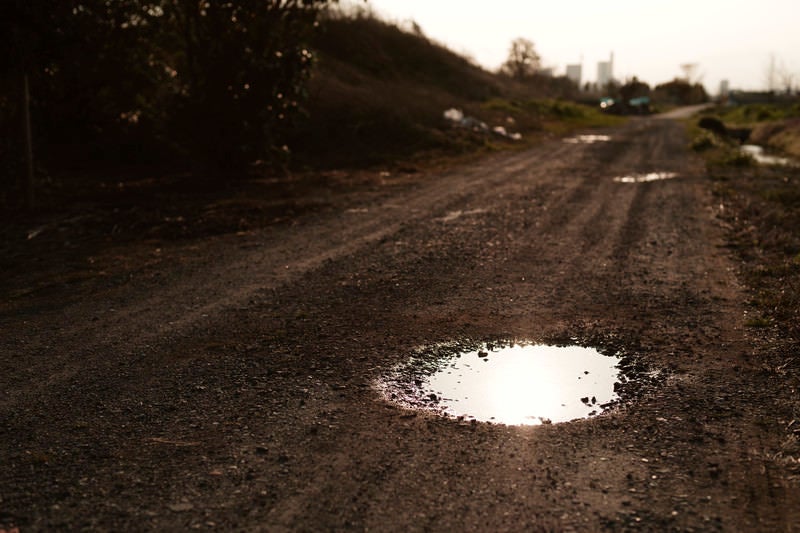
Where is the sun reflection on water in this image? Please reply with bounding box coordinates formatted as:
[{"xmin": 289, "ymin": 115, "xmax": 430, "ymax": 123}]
[{"xmin": 421, "ymin": 344, "xmax": 620, "ymax": 426}]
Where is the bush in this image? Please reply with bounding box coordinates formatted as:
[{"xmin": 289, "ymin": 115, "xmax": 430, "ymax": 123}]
[
  {"xmin": 1, "ymin": 0, "xmax": 334, "ymax": 186},
  {"xmin": 690, "ymin": 132, "xmax": 716, "ymax": 152}
]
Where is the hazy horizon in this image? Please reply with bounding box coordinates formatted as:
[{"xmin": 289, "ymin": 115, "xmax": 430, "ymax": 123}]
[{"xmin": 360, "ymin": 0, "xmax": 800, "ymax": 94}]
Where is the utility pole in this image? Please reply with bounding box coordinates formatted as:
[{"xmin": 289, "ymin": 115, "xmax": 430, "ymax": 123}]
[
  {"xmin": 766, "ymin": 54, "xmax": 777, "ymax": 92},
  {"xmin": 15, "ymin": 0, "xmax": 35, "ymax": 209},
  {"xmin": 680, "ymin": 63, "xmax": 698, "ymax": 84},
  {"xmin": 22, "ymin": 71, "xmax": 35, "ymax": 209}
]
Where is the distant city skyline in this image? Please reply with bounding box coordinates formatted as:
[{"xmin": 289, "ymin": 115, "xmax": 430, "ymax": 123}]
[
  {"xmin": 361, "ymin": 0, "xmax": 800, "ymax": 93},
  {"xmin": 597, "ymin": 53, "xmax": 614, "ymax": 89}
]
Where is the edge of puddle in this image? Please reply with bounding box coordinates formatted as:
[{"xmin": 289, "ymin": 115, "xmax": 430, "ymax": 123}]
[{"xmin": 375, "ymin": 336, "xmax": 665, "ymax": 427}]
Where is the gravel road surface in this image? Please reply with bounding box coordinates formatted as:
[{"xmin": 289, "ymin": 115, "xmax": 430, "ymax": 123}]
[{"xmin": 3, "ymin": 115, "xmax": 799, "ymax": 531}]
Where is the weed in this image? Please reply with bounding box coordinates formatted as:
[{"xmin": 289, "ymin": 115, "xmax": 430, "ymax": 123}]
[
  {"xmin": 729, "ymin": 151, "xmax": 755, "ymax": 166},
  {"xmin": 718, "ymin": 103, "xmax": 800, "ymax": 126},
  {"xmin": 745, "ymin": 316, "xmax": 772, "ymax": 328},
  {"xmin": 483, "ymin": 99, "xmax": 523, "ymax": 114},
  {"xmin": 690, "ymin": 132, "xmax": 716, "ymax": 152},
  {"xmin": 761, "ymin": 188, "xmax": 800, "ymax": 208}
]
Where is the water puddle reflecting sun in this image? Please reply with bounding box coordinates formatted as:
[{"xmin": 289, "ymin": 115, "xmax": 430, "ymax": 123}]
[
  {"xmin": 613, "ymin": 172, "xmax": 678, "ymax": 183},
  {"xmin": 741, "ymin": 145, "xmax": 797, "ymax": 166},
  {"xmin": 564, "ymin": 134, "xmax": 612, "ymax": 144},
  {"xmin": 379, "ymin": 342, "xmax": 623, "ymax": 426}
]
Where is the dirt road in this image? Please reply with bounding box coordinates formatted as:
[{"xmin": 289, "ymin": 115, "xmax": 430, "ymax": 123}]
[{"xmin": 3, "ymin": 116, "xmax": 799, "ymax": 531}]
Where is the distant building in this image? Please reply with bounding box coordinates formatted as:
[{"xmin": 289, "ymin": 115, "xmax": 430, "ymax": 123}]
[
  {"xmin": 597, "ymin": 52, "xmax": 614, "ymax": 89},
  {"xmin": 566, "ymin": 64, "xmax": 582, "ymax": 87},
  {"xmin": 719, "ymin": 80, "xmax": 730, "ymax": 98},
  {"xmin": 539, "ymin": 67, "xmax": 554, "ymax": 77}
]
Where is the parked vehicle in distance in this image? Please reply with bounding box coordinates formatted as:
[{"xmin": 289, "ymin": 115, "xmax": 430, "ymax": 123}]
[{"xmin": 600, "ymin": 96, "xmax": 651, "ymax": 115}]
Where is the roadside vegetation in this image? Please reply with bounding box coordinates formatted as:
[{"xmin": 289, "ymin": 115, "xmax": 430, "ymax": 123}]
[
  {"xmin": 730, "ymin": 104, "xmax": 800, "ymax": 159},
  {"xmin": 693, "ymin": 103, "xmax": 800, "ymax": 340},
  {"xmin": 692, "ymin": 102, "xmax": 800, "ymax": 470}
]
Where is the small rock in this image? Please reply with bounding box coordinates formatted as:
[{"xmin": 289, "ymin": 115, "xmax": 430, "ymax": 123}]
[{"xmin": 168, "ymin": 503, "xmax": 194, "ymax": 512}]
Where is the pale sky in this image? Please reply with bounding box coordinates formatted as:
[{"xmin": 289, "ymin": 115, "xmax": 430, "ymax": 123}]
[{"xmin": 358, "ymin": 0, "xmax": 800, "ymax": 93}]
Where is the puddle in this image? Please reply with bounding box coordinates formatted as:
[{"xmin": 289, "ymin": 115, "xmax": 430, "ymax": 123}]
[
  {"xmin": 438, "ymin": 208, "xmax": 488, "ymax": 223},
  {"xmin": 564, "ymin": 134, "xmax": 611, "ymax": 144},
  {"xmin": 378, "ymin": 341, "xmax": 625, "ymax": 426},
  {"xmin": 741, "ymin": 145, "xmax": 797, "ymax": 166},
  {"xmin": 613, "ymin": 172, "xmax": 678, "ymax": 183}
]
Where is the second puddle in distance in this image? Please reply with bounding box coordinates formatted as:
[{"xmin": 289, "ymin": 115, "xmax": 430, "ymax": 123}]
[
  {"xmin": 382, "ymin": 342, "xmax": 622, "ymax": 426},
  {"xmin": 613, "ymin": 172, "xmax": 678, "ymax": 183},
  {"xmin": 564, "ymin": 134, "xmax": 612, "ymax": 144},
  {"xmin": 741, "ymin": 145, "xmax": 797, "ymax": 166}
]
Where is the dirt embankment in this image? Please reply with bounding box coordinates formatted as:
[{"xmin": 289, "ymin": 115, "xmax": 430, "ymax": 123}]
[
  {"xmin": 2, "ymin": 116, "xmax": 800, "ymax": 531},
  {"xmin": 750, "ymin": 118, "xmax": 800, "ymax": 158}
]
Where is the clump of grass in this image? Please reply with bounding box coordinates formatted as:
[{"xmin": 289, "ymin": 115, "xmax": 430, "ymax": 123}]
[
  {"xmin": 761, "ymin": 188, "xmax": 800, "ymax": 208},
  {"xmin": 483, "ymin": 98, "xmax": 524, "ymax": 115},
  {"xmin": 722, "ymin": 151, "xmax": 754, "ymax": 166},
  {"xmin": 536, "ymin": 99, "xmax": 624, "ymax": 131},
  {"xmin": 745, "ymin": 316, "xmax": 772, "ymax": 328},
  {"xmin": 689, "ymin": 131, "xmax": 717, "ymax": 152},
  {"xmin": 480, "ymin": 98, "xmax": 622, "ymax": 136},
  {"xmin": 703, "ymin": 146, "xmax": 754, "ymax": 169},
  {"xmin": 720, "ymin": 103, "xmax": 800, "ymax": 125}
]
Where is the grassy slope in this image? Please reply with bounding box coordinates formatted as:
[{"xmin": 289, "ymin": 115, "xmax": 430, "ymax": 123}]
[{"xmin": 289, "ymin": 11, "xmax": 621, "ymax": 169}]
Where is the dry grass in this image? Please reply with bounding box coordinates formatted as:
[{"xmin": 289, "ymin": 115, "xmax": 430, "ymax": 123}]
[
  {"xmin": 751, "ymin": 118, "xmax": 800, "ymax": 158},
  {"xmin": 701, "ymin": 114, "xmax": 800, "ymax": 479}
]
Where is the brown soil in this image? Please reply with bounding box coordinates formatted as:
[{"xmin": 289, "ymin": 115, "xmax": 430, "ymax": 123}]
[{"xmin": 2, "ymin": 116, "xmax": 799, "ymax": 531}]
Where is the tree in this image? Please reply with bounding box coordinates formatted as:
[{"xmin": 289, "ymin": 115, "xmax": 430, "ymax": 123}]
[
  {"xmin": 2, "ymin": 0, "xmax": 181, "ymax": 199},
  {"xmin": 500, "ymin": 38, "xmax": 541, "ymax": 80},
  {"xmin": 0, "ymin": 0, "xmax": 338, "ymax": 200},
  {"xmin": 652, "ymin": 78, "xmax": 708, "ymax": 105},
  {"xmin": 619, "ymin": 77, "xmax": 650, "ymax": 102},
  {"xmin": 163, "ymin": 1, "xmax": 332, "ymax": 173}
]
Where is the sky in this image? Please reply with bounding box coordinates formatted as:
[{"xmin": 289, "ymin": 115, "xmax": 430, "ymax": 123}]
[{"xmin": 358, "ymin": 0, "xmax": 800, "ymax": 94}]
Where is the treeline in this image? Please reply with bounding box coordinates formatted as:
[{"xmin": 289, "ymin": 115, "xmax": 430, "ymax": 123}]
[
  {"xmin": 607, "ymin": 77, "xmax": 708, "ymax": 106},
  {"xmin": 1, "ymin": 0, "xmax": 334, "ymax": 203}
]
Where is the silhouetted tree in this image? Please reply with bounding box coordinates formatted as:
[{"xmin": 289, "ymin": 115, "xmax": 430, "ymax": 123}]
[
  {"xmin": 1, "ymin": 0, "xmax": 337, "ymax": 205},
  {"xmin": 619, "ymin": 77, "xmax": 650, "ymax": 102},
  {"xmin": 4, "ymin": 1, "xmax": 168, "ymax": 153},
  {"xmin": 652, "ymin": 78, "xmax": 708, "ymax": 105},
  {"xmin": 500, "ymin": 38, "xmax": 541, "ymax": 80},
  {"xmin": 164, "ymin": 1, "xmax": 330, "ymax": 173}
]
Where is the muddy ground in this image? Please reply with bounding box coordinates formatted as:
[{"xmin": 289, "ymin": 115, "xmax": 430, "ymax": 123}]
[{"xmin": 2, "ymin": 114, "xmax": 800, "ymax": 531}]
